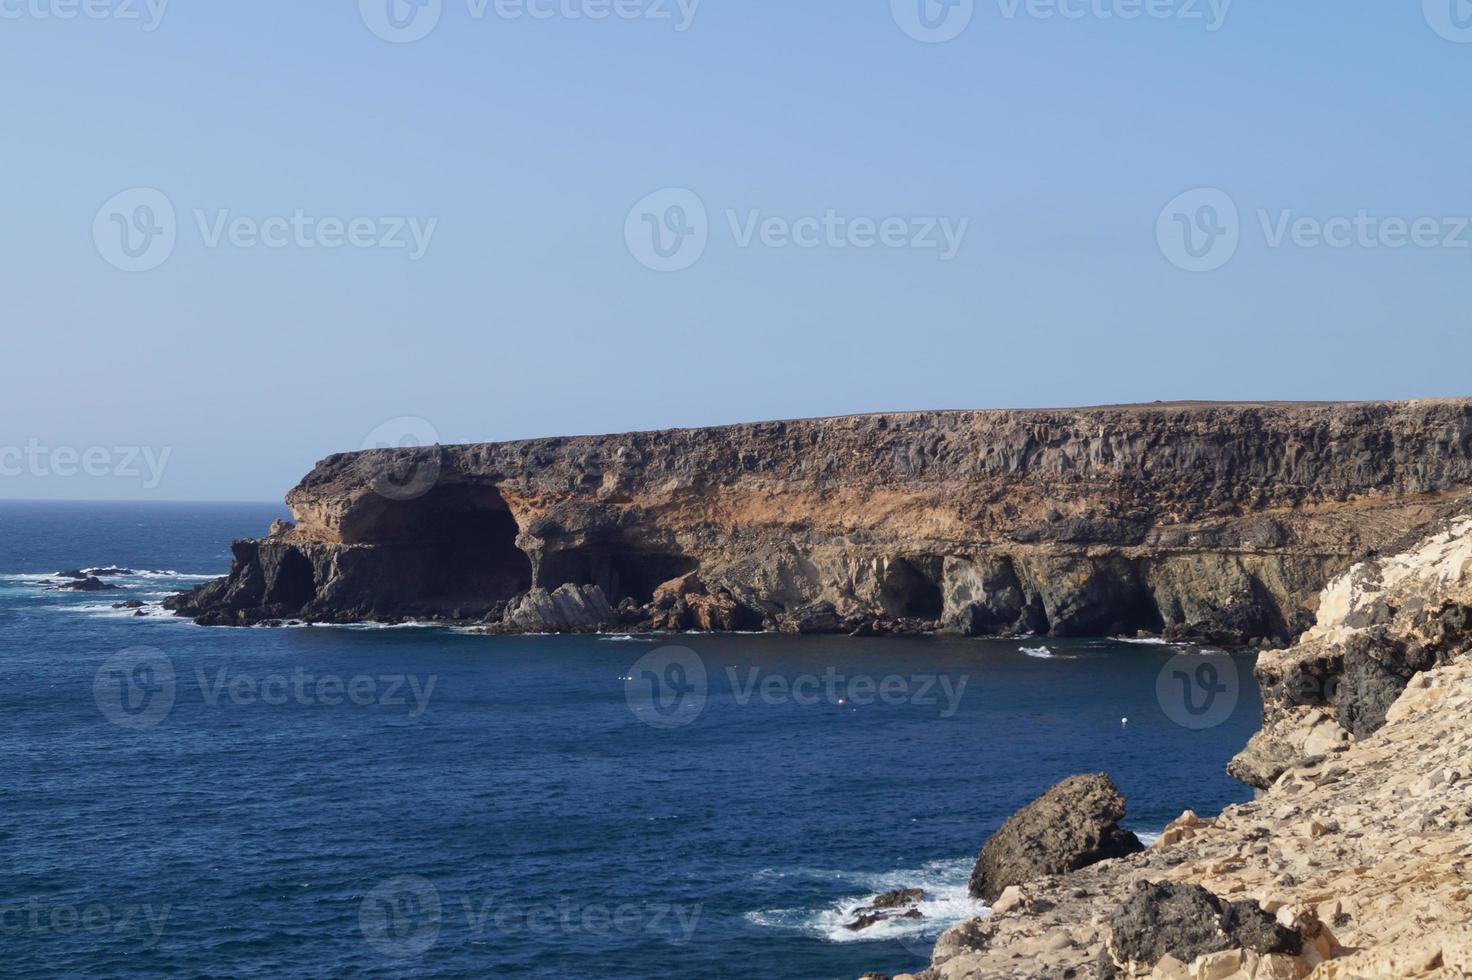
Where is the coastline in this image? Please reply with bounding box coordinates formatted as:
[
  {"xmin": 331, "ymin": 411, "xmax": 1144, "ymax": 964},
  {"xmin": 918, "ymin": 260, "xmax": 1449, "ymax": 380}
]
[{"xmin": 880, "ymin": 511, "xmax": 1472, "ymax": 979}]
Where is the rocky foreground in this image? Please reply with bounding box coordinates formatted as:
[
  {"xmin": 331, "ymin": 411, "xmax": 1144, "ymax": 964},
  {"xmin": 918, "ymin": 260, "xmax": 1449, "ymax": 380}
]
[
  {"xmin": 168, "ymin": 400, "xmax": 1472, "ymax": 639},
  {"xmin": 875, "ymin": 511, "xmax": 1472, "ymax": 979}
]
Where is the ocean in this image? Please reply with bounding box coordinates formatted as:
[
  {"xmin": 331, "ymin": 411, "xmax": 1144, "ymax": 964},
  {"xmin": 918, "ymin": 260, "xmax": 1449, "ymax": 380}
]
[{"xmin": 0, "ymin": 501, "xmax": 1261, "ymax": 979}]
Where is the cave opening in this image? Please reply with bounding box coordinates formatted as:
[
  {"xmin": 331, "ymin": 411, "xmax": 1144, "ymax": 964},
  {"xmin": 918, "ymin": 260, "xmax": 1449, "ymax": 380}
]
[
  {"xmin": 358, "ymin": 484, "xmax": 534, "ymax": 614},
  {"xmin": 538, "ymin": 547, "xmax": 698, "ymax": 605},
  {"xmin": 880, "ymin": 557, "xmax": 945, "ymax": 620},
  {"xmin": 267, "ymin": 547, "xmax": 317, "ymax": 609}
]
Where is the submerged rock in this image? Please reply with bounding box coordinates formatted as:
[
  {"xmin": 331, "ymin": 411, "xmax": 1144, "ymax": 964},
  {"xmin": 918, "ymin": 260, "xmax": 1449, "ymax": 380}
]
[
  {"xmin": 844, "ymin": 888, "xmax": 926, "ymax": 931},
  {"xmin": 53, "ymin": 576, "xmax": 117, "ymax": 592},
  {"xmin": 968, "ymin": 773, "xmax": 1143, "ymax": 903}
]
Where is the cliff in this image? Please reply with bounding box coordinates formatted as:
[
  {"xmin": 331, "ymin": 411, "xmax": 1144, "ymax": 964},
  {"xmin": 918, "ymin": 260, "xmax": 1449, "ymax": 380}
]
[
  {"xmin": 896, "ymin": 509, "xmax": 1472, "ymax": 979},
  {"xmin": 168, "ymin": 400, "xmax": 1472, "ymax": 634}
]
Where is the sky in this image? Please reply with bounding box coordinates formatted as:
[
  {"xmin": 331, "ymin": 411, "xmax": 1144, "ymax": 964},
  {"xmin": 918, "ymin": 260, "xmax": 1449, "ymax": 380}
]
[{"xmin": 4, "ymin": 0, "xmax": 1471, "ymax": 500}]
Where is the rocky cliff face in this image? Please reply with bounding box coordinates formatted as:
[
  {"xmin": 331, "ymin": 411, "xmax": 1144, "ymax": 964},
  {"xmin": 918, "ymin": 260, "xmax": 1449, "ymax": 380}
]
[
  {"xmin": 890, "ymin": 509, "xmax": 1472, "ymax": 980},
  {"xmin": 168, "ymin": 400, "xmax": 1472, "ymax": 636}
]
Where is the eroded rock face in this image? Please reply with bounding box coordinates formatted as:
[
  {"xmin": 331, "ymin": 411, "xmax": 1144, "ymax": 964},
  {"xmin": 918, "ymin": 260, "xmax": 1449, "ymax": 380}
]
[
  {"xmin": 904, "ymin": 513, "xmax": 1472, "ymax": 980},
  {"xmin": 168, "ymin": 400, "xmax": 1472, "ymax": 630},
  {"xmin": 968, "ymin": 774, "xmax": 1143, "ymax": 903},
  {"xmin": 1229, "ymin": 511, "xmax": 1472, "ymax": 789}
]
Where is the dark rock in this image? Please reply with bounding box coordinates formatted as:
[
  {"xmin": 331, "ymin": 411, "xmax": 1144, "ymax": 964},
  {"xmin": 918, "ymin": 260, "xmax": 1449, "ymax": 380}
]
[
  {"xmin": 55, "ymin": 569, "xmax": 87, "ymax": 579},
  {"xmin": 845, "ymin": 914, "xmax": 886, "ymax": 932},
  {"xmin": 53, "ymin": 576, "xmax": 117, "ymax": 592},
  {"xmin": 843, "ymin": 887, "xmax": 927, "ymax": 931},
  {"xmin": 112, "ymin": 599, "xmax": 146, "ymax": 609},
  {"xmin": 1103, "ymin": 880, "xmax": 1300, "ymax": 969},
  {"xmin": 83, "ymin": 567, "xmax": 133, "ymax": 577},
  {"xmin": 871, "ymin": 888, "xmax": 925, "ymax": 909},
  {"xmin": 968, "ymin": 773, "xmax": 1143, "ymax": 902}
]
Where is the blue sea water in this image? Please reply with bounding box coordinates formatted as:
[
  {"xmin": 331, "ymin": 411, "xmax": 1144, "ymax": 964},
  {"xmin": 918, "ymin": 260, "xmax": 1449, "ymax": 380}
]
[{"xmin": 0, "ymin": 501, "xmax": 1261, "ymax": 979}]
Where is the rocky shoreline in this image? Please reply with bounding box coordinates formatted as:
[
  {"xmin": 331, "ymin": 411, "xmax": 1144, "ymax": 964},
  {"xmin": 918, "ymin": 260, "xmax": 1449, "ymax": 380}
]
[
  {"xmin": 870, "ymin": 508, "xmax": 1472, "ymax": 979},
  {"xmin": 154, "ymin": 400, "xmax": 1472, "ymax": 976},
  {"xmin": 166, "ymin": 400, "xmax": 1472, "ymax": 641}
]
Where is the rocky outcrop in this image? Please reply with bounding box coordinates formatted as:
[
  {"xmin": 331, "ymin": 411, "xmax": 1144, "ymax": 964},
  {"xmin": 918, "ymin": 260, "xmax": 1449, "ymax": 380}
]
[
  {"xmin": 1229, "ymin": 511, "xmax": 1472, "ymax": 789},
  {"xmin": 845, "ymin": 889, "xmax": 927, "ymax": 932},
  {"xmin": 1099, "ymin": 881, "xmax": 1300, "ymax": 976},
  {"xmin": 53, "ymin": 576, "xmax": 117, "ymax": 592},
  {"xmin": 494, "ymin": 584, "xmax": 617, "ymax": 634},
  {"xmin": 891, "ymin": 507, "xmax": 1472, "ymax": 980},
  {"xmin": 968, "ymin": 774, "xmax": 1143, "ymax": 902},
  {"xmin": 168, "ymin": 400, "xmax": 1472, "ymax": 633}
]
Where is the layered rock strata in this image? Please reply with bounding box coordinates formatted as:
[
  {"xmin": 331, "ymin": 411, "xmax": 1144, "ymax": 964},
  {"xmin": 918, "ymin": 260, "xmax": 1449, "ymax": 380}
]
[
  {"xmin": 168, "ymin": 400, "xmax": 1472, "ymax": 636},
  {"xmin": 886, "ymin": 505, "xmax": 1472, "ymax": 979}
]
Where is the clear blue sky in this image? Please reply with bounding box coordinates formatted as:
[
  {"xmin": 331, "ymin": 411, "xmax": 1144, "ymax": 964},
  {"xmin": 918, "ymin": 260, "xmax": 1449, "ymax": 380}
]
[{"xmin": 5, "ymin": 1, "xmax": 1470, "ymax": 500}]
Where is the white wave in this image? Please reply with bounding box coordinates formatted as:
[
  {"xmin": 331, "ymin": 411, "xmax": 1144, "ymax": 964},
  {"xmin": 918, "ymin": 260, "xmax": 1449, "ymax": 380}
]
[
  {"xmin": 304, "ymin": 620, "xmax": 445, "ymax": 631},
  {"xmin": 1113, "ymin": 636, "xmax": 1175, "ymax": 646},
  {"xmin": 1135, "ymin": 831, "xmax": 1162, "ymax": 847},
  {"xmin": 598, "ymin": 634, "xmax": 657, "ymax": 643},
  {"xmin": 1020, "ymin": 645, "xmax": 1054, "ymax": 659},
  {"xmin": 745, "ymin": 857, "xmax": 990, "ymax": 945}
]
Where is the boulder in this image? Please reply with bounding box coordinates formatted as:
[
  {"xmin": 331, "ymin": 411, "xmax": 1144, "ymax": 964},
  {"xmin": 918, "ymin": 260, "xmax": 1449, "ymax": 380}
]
[
  {"xmin": 501, "ymin": 584, "xmax": 617, "ymax": 633},
  {"xmin": 112, "ymin": 599, "xmax": 146, "ymax": 609},
  {"xmin": 1102, "ymin": 880, "xmax": 1300, "ymax": 972},
  {"xmin": 968, "ymin": 773, "xmax": 1143, "ymax": 902}
]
